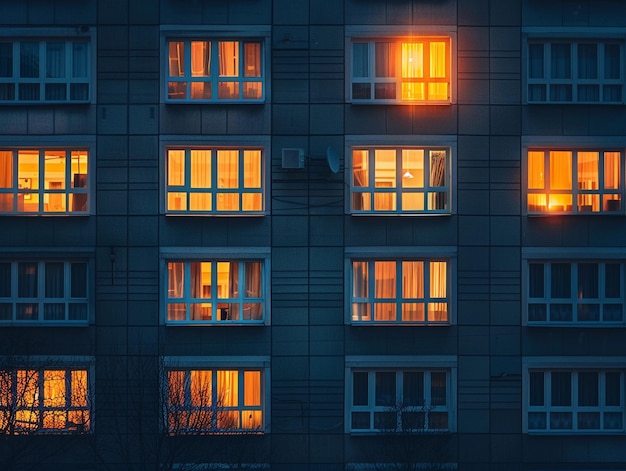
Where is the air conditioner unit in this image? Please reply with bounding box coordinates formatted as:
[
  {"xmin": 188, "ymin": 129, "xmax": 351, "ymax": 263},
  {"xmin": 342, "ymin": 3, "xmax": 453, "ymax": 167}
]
[{"xmin": 282, "ymin": 148, "xmax": 305, "ymax": 169}]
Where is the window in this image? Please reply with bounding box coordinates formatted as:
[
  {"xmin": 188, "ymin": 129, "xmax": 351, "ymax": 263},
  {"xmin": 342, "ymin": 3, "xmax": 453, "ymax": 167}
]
[
  {"xmin": 0, "ymin": 38, "xmax": 91, "ymax": 103},
  {"xmin": 166, "ymin": 368, "xmax": 264, "ymax": 433},
  {"xmin": 349, "ymin": 369, "xmax": 451, "ymax": 432},
  {"xmin": 526, "ymin": 39, "xmax": 624, "ymax": 104},
  {"xmin": 0, "ymin": 260, "xmax": 89, "ymax": 324},
  {"xmin": 0, "ymin": 367, "xmax": 90, "ymax": 434},
  {"xmin": 351, "ymin": 146, "xmax": 450, "ymax": 214},
  {"xmin": 350, "ymin": 258, "xmax": 450, "ymax": 324},
  {"xmin": 349, "ymin": 36, "xmax": 452, "ymax": 104},
  {"xmin": 0, "ymin": 148, "xmax": 89, "ymax": 215},
  {"xmin": 527, "ymin": 148, "xmax": 622, "ymax": 214},
  {"xmin": 526, "ymin": 259, "xmax": 624, "ymax": 325},
  {"xmin": 166, "ymin": 258, "xmax": 266, "ymax": 324},
  {"xmin": 166, "ymin": 38, "xmax": 264, "ymax": 102},
  {"xmin": 526, "ymin": 369, "xmax": 624, "ymax": 433},
  {"xmin": 166, "ymin": 147, "xmax": 264, "ymax": 214}
]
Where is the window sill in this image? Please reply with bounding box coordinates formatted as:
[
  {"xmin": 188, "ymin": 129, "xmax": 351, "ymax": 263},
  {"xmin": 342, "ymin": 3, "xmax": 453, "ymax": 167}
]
[{"xmin": 165, "ymin": 321, "xmax": 267, "ymax": 327}]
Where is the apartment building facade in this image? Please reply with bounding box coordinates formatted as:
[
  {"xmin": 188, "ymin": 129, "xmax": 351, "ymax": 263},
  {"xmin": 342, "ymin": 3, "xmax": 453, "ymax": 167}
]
[{"xmin": 1, "ymin": 0, "xmax": 626, "ymax": 469}]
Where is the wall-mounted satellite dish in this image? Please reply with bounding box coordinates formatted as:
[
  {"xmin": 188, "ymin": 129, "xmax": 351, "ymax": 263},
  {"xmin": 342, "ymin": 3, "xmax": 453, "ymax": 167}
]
[{"xmin": 326, "ymin": 146, "xmax": 340, "ymax": 173}]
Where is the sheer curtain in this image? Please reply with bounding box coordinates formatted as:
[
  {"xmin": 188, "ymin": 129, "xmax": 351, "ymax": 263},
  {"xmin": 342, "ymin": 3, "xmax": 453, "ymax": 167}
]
[
  {"xmin": 217, "ymin": 370, "xmax": 239, "ymax": 429},
  {"xmin": 218, "ymin": 41, "xmax": 238, "ymax": 99},
  {"xmin": 374, "ymin": 261, "xmax": 396, "ymax": 321},
  {"xmin": 190, "ymin": 150, "xmax": 211, "ymax": 211},
  {"xmin": 244, "ymin": 261, "xmax": 262, "ymax": 320},
  {"xmin": 402, "ymin": 261, "xmax": 424, "ymax": 322},
  {"xmin": 216, "ymin": 150, "xmax": 239, "ymax": 211},
  {"xmin": 429, "ymin": 261, "xmax": 447, "ymax": 321},
  {"xmin": 352, "ymin": 150, "xmax": 369, "ymax": 211},
  {"xmin": 0, "ymin": 151, "xmax": 12, "ymax": 211}
]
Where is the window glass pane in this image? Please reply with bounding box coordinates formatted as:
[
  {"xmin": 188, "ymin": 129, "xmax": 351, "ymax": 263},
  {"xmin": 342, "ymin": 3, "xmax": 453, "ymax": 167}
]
[
  {"xmin": 190, "ymin": 150, "xmax": 211, "ymax": 189},
  {"xmin": 604, "ymin": 44, "xmax": 621, "ymax": 79},
  {"xmin": 549, "ymin": 151, "xmax": 572, "ymax": 190},
  {"xmin": 169, "ymin": 42, "xmax": 184, "ymax": 77},
  {"xmin": 551, "ymin": 43, "xmax": 571, "ymax": 79},
  {"xmin": 430, "ymin": 41, "xmax": 447, "ymax": 78},
  {"xmin": 402, "ymin": 261, "xmax": 423, "ymax": 299},
  {"xmin": 604, "ymin": 152, "xmax": 621, "ymax": 190},
  {"xmin": 217, "ymin": 261, "xmax": 238, "ymax": 298},
  {"xmin": 168, "ymin": 150, "xmax": 185, "ymax": 186},
  {"xmin": 578, "ymin": 263, "xmax": 598, "ymax": 299},
  {"xmin": 430, "ymin": 261, "xmax": 447, "ymax": 298},
  {"xmin": 353, "ymin": 261, "xmax": 368, "ymax": 298},
  {"xmin": 403, "ymin": 372, "xmax": 424, "ymax": 406},
  {"xmin": 352, "ymin": 43, "xmax": 368, "ymax": 78},
  {"xmin": 218, "ymin": 41, "xmax": 238, "ymax": 77},
  {"xmin": 551, "ymin": 372, "xmax": 571, "ymax": 406},
  {"xmin": 18, "ymin": 262, "xmax": 37, "ymax": 297},
  {"xmin": 168, "ymin": 262, "xmax": 184, "ymax": 298},
  {"xmin": 18, "ymin": 150, "xmax": 39, "ymax": 190},
  {"xmin": 374, "ymin": 261, "xmax": 396, "ymax": 299},
  {"xmin": 0, "ymin": 42, "xmax": 12, "ymax": 77},
  {"xmin": 0, "ymin": 262, "xmax": 10, "ymax": 297},
  {"xmin": 217, "ymin": 150, "xmax": 238, "ymax": 189},
  {"xmin": 529, "ymin": 263, "xmax": 544, "ymax": 298},
  {"xmin": 375, "ymin": 42, "xmax": 396, "ymax": 78},
  {"xmin": 44, "ymin": 262, "xmax": 64, "ymax": 298},
  {"xmin": 217, "ymin": 370, "xmax": 238, "ymax": 407},
  {"xmin": 375, "ymin": 372, "xmax": 395, "ymax": 406},
  {"xmin": 353, "ymin": 372, "xmax": 368, "ymax": 406},
  {"xmin": 243, "ymin": 150, "xmax": 261, "ymax": 188},
  {"xmin": 578, "ymin": 372, "xmax": 598, "ymax": 406},
  {"xmin": 0, "ymin": 151, "xmax": 12, "ymax": 189},
  {"xmin": 430, "ymin": 150, "xmax": 446, "ymax": 187},
  {"xmin": 401, "ymin": 149, "xmax": 424, "ymax": 189},
  {"xmin": 71, "ymin": 151, "xmax": 88, "ymax": 188},
  {"xmin": 353, "ymin": 150, "xmax": 369, "ymax": 187},
  {"xmin": 401, "ymin": 42, "xmax": 423, "ymax": 78},
  {"xmin": 70, "ymin": 263, "xmax": 87, "ymax": 298},
  {"xmin": 20, "ymin": 42, "xmax": 39, "ymax": 78},
  {"xmin": 46, "ymin": 42, "xmax": 65, "ymax": 79},
  {"xmin": 578, "ymin": 44, "xmax": 597, "ymax": 79},
  {"xmin": 528, "ymin": 151, "xmax": 545, "ymax": 189},
  {"xmin": 374, "ymin": 149, "xmax": 396, "ymax": 188},
  {"xmin": 605, "ymin": 264, "xmax": 621, "ymax": 298},
  {"xmin": 529, "ymin": 372, "xmax": 544, "ymax": 406},
  {"xmin": 72, "ymin": 42, "xmax": 88, "ymax": 78},
  {"xmin": 191, "ymin": 41, "xmax": 210, "ymax": 77},
  {"xmin": 244, "ymin": 370, "xmax": 261, "ymax": 407},
  {"xmin": 190, "ymin": 262, "xmax": 211, "ymax": 299},
  {"xmin": 244, "ymin": 42, "xmax": 261, "ymax": 77},
  {"xmin": 577, "ymin": 152, "xmax": 598, "ymax": 190},
  {"xmin": 551, "ymin": 263, "xmax": 571, "ymax": 298},
  {"xmin": 431, "ymin": 372, "xmax": 447, "ymax": 406},
  {"xmin": 529, "ymin": 43, "xmax": 544, "ymax": 79},
  {"xmin": 605, "ymin": 372, "xmax": 621, "ymax": 406}
]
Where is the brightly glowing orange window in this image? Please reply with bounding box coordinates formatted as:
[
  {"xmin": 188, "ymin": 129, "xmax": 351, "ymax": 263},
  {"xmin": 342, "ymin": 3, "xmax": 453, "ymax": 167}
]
[
  {"xmin": 0, "ymin": 368, "xmax": 90, "ymax": 434},
  {"xmin": 166, "ymin": 368, "xmax": 263, "ymax": 434},
  {"xmin": 167, "ymin": 39, "xmax": 264, "ymax": 102},
  {"xmin": 351, "ymin": 146, "xmax": 449, "ymax": 214},
  {"xmin": 351, "ymin": 37, "xmax": 451, "ymax": 103},
  {"xmin": 527, "ymin": 149, "xmax": 623, "ymax": 214},
  {"xmin": 351, "ymin": 258, "xmax": 450, "ymax": 324},
  {"xmin": 166, "ymin": 147, "xmax": 264, "ymax": 214}
]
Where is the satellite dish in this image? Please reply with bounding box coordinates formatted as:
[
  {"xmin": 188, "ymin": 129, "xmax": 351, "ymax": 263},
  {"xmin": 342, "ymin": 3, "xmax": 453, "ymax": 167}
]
[{"xmin": 326, "ymin": 146, "xmax": 340, "ymax": 173}]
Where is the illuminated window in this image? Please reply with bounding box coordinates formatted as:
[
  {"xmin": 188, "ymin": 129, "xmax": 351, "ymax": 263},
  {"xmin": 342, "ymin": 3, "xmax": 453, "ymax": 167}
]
[
  {"xmin": 350, "ymin": 37, "xmax": 451, "ymax": 104},
  {"xmin": 166, "ymin": 259, "xmax": 265, "ymax": 324},
  {"xmin": 526, "ymin": 260, "xmax": 624, "ymax": 325},
  {"xmin": 527, "ymin": 149, "xmax": 622, "ymax": 214},
  {"xmin": 526, "ymin": 368, "xmax": 624, "ymax": 433},
  {"xmin": 166, "ymin": 38, "xmax": 264, "ymax": 102},
  {"xmin": 0, "ymin": 148, "xmax": 89, "ymax": 215},
  {"xmin": 166, "ymin": 368, "xmax": 263, "ymax": 433},
  {"xmin": 351, "ymin": 146, "xmax": 450, "ymax": 214},
  {"xmin": 351, "ymin": 258, "xmax": 450, "ymax": 324},
  {"xmin": 0, "ymin": 368, "xmax": 90, "ymax": 434},
  {"xmin": 349, "ymin": 369, "xmax": 451, "ymax": 432},
  {"xmin": 166, "ymin": 147, "xmax": 264, "ymax": 214},
  {"xmin": 0, "ymin": 38, "xmax": 91, "ymax": 103},
  {"xmin": 0, "ymin": 260, "xmax": 89, "ymax": 324},
  {"xmin": 527, "ymin": 39, "xmax": 624, "ymax": 104}
]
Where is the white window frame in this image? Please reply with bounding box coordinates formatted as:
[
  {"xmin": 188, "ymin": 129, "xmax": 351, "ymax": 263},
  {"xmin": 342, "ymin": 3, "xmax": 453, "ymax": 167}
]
[
  {"xmin": 523, "ymin": 28, "xmax": 626, "ymax": 105},
  {"xmin": 345, "ymin": 356, "xmax": 457, "ymax": 434},
  {"xmin": 523, "ymin": 357, "xmax": 626, "ymax": 434},
  {"xmin": 522, "ymin": 248, "xmax": 626, "ymax": 327},
  {"xmin": 346, "ymin": 26, "xmax": 457, "ymax": 105},
  {"xmin": 522, "ymin": 137, "xmax": 625, "ymax": 216},
  {"xmin": 0, "ymin": 28, "xmax": 95, "ymax": 104},
  {"xmin": 346, "ymin": 135, "xmax": 456, "ymax": 216},
  {"xmin": 164, "ymin": 356, "xmax": 270, "ymax": 434},
  {"xmin": 161, "ymin": 137, "xmax": 269, "ymax": 216},
  {"xmin": 161, "ymin": 26, "xmax": 269, "ymax": 104},
  {"xmin": 161, "ymin": 247, "xmax": 270, "ymax": 326},
  {"xmin": 0, "ymin": 356, "xmax": 93, "ymax": 435},
  {"xmin": 0, "ymin": 250, "xmax": 93, "ymax": 326},
  {"xmin": 0, "ymin": 144, "xmax": 92, "ymax": 216},
  {"xmin": 345, "ymin": 247, "xmax": 456, "ymax": 326}
]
